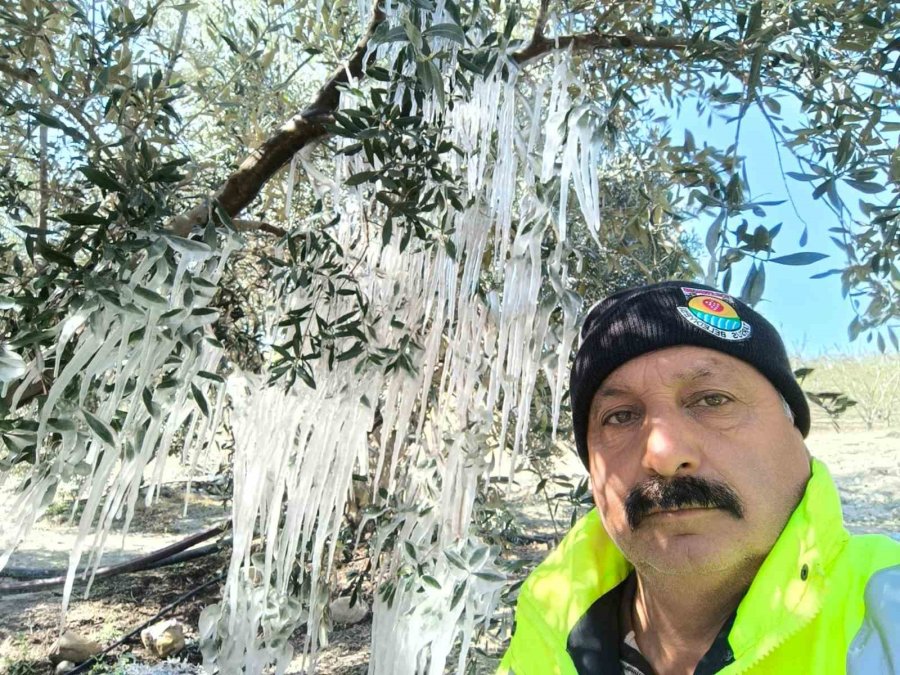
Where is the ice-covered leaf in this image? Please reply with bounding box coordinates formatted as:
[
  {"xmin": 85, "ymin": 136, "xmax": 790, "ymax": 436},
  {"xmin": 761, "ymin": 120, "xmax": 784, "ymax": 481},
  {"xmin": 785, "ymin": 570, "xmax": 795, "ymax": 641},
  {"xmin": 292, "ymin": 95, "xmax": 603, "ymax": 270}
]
[
  {"xmin": 371, "ymin": 24, "xmax": 408, "ymax": 45},
  {"xmin": 0, "ymin": 295, "xmax": 20, "ymax": 311},
  {"xmin": 164, "ymin": 235, "xmax": 214, "ymax": 257},
  {"xmin": 191, "ymin": 383, "xmax": 210, "ymax": 417},
  {"xmin": 182, "ymin": 308, "xmax": 219, "ymax": 333},
  {"xmin": 0, "ymin": 348, "xmax": 27, "ymax": 384},
  {"xmin": 423, "ymin": 22, "xmax": 465, "ymax": 45},
  {"xmin": 82, "ymin": 409, "xmax": 116, "ymax": 446},
  {"xmin": 134, "ymin": 286, "xmax": 169, "ymax": 307}
]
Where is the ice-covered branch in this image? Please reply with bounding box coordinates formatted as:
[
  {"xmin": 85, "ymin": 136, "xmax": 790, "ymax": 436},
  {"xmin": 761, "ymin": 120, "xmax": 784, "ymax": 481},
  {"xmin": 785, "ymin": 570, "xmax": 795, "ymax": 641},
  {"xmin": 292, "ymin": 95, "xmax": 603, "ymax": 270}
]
[
  {"xmin": 231, "ymin": 219, "xmax": 287, "ymax": 237},
  {"xmin": 531, "ymin": 0, "xmax": 552, "ymax": 42},
  {"xmin": 512, "ymin": 30, "xmax": 688, "ymax": 64},
  {"xmin": 1, "ymin": 377, "xmax": 48, "ymax": 412},
  {"xmin": 165, "ymin": 1, "xmax": 692, "ymax": 237},
  {"xmin": 166, "ymin": 2, "xmax": 387, "ymax": 236}
]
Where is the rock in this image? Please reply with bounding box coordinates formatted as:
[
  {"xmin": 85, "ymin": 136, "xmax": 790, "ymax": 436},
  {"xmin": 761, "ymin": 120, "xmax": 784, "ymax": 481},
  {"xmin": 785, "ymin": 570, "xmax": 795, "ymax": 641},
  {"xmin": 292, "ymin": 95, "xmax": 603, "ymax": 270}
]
[
  {"xmin": 140, "ymin": 619, "xmax": 186, "ymax": 659},
  {"xmin": 55, "ymin": 661, "xmax": 76, "ymax": 674},
  {"xmin": 48, "ymin": 631, "xmax": 102, "ymax": 665},
  {"xmin": 329, "ymin": 596, "xmax": 368, "ymax": 625}
]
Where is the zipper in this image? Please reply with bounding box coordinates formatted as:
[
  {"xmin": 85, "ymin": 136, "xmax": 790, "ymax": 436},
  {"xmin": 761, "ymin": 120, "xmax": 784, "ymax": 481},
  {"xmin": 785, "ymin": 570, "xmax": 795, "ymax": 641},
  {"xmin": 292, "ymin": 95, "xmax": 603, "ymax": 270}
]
[{"xmin": 724, "ymin": 607, "xmax": 821, "ymax": 674}]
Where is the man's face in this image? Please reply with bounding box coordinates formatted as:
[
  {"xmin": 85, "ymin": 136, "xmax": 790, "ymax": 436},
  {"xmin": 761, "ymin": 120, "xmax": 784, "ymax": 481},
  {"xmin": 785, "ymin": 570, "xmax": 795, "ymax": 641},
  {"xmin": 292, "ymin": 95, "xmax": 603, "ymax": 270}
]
[{"xmin": 586, "ymin": 346, "xmax": 811, "ymax": 577}]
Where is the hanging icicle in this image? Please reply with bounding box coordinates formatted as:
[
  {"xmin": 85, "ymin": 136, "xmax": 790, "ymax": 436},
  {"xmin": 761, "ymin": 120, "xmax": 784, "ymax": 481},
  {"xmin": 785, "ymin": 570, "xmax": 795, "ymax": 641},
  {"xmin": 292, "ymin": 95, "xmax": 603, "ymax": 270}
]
[
  {"xmin": 1, "ymin": 1, "xmax": 612, "ymax": 672},
  {"xmin": 0, "ymin": 230, "xmax": 241, "ymax": 618}
]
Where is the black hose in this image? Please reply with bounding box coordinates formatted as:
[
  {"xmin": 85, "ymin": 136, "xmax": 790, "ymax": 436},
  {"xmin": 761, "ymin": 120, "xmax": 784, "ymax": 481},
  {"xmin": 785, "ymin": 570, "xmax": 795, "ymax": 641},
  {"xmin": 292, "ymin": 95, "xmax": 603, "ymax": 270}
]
[{"xmin": 0, "ymin": 523, "xmax": 229, "ymax": 596}]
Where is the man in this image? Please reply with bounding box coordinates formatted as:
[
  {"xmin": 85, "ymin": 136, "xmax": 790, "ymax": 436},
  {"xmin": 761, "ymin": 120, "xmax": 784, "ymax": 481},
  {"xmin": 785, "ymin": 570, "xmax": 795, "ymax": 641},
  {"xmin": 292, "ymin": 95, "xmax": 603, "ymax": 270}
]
[{"xmin": 498, "ymin": 281, "xmax": 899, "ymax": 674}]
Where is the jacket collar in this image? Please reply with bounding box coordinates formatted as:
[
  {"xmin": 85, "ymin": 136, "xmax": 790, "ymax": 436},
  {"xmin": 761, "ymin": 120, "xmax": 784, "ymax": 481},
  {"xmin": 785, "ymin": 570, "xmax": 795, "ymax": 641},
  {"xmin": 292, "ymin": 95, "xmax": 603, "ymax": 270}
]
[{"xmin": 727, "ymin": 458, "xmax": 848, "ymax": 661}]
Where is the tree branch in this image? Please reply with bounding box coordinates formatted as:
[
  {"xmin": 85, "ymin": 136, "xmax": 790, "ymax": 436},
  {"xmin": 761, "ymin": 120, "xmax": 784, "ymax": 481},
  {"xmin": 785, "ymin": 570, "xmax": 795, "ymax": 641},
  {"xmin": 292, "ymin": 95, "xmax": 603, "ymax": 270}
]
[
  {"xmin": 166, "ymin": 3, "xmax": 387, "ymax": 236},
  {"xmin": 2, "ymin": 376, "xmax": 48, "ymax": 412},
  {"xmin": 68, "ymin": 572, "xmax": 227, "ymax": 675},
  {"xmin": 0, "ymin": 61, "xmax": 119, "ymax": 164},
  {"xmin": 0, "ymin": 61, "xmax": 39, "ymax": 86},
  {"xmin": 531, "ymin": 0, "xmax": 552, "ymax": 43},
  {"xmin": 512, "ymin": 30, "xmax": 687, "ymax": 64},
  {"xmin": 0, "ymin": 522, "xmax": 228, "ymax": 596},
  {"xmin": 232, "ymin": 219, "xmax": 287, "ymax": 237},
  {"xmin": 165, "ymin": 8, "xmax": 687, "ymax": 236}
]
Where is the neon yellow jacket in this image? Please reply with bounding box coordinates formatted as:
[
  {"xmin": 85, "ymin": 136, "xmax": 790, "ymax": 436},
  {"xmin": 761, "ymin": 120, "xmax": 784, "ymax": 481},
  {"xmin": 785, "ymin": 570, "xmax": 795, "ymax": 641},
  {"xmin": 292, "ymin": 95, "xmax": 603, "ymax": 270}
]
[{"xmin": 498, "ymin": 459, "xmax": 900, "ymax": 674}]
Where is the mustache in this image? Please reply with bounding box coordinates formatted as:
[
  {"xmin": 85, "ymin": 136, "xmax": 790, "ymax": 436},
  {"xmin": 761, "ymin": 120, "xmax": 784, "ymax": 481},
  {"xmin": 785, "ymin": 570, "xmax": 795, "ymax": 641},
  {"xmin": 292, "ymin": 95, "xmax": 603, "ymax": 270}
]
[{"xmin": 625, "ymin": 475, "xmax": 744, "ymax": 530}]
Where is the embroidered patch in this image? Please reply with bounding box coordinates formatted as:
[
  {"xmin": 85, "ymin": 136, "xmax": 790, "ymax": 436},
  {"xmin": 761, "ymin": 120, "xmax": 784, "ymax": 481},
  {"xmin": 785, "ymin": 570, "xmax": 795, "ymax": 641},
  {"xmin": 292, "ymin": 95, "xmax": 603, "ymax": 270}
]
[{"xmin": 677, "ymin": 287, "xmax": 752, "ymax": 341}]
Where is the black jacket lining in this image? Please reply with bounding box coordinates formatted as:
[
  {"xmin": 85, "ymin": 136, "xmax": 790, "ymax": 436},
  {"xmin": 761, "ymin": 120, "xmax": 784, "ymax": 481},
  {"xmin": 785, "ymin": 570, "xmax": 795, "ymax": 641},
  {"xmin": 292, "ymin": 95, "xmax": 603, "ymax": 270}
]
[{"xmin": 565, "ymin": 573, "xmax": 737, "ymax": 674}]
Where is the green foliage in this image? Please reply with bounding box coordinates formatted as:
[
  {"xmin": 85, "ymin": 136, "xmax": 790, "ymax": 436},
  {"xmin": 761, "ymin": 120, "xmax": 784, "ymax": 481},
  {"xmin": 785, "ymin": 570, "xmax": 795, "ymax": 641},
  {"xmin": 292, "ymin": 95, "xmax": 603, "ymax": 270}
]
[{"xmin": 1, "ymin": 0, "xmax": 897, "ymax": 378}]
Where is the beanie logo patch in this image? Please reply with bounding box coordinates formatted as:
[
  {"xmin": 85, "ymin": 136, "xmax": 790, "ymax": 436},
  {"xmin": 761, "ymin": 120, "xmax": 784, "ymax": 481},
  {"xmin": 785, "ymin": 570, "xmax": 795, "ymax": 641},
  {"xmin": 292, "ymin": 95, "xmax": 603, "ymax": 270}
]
[{"xmin": 677, "ymin": 287, "xmax": 752, "ymax": 341}]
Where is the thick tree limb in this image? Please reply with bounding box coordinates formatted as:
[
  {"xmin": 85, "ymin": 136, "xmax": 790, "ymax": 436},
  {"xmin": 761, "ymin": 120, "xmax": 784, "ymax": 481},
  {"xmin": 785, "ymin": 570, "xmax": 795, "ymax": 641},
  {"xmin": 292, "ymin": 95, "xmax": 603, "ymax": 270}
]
[
  {"xmin": 166, "ymin": 6, "xmax": 686, "ymax": 236},
  {"xmin": 167, "ymin": 4, "xmax": 387, "ymax": 236},
  {"xmin": 232, "ymin": 219, "xmax": 287, "ymax": 237},
  {"xmin": 531, "ymin": 0, "xmax": 552, "ymax": 43},
  {"xmin": 512, "ymin": 30, "xmax": 687, "ymax": 64}
]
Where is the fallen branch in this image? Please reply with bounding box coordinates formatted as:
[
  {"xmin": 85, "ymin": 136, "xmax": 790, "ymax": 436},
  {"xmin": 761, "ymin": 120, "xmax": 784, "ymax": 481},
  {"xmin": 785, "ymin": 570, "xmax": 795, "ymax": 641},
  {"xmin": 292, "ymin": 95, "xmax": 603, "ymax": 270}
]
[
  {"xmin": 66, "ymin": 572, "xmax": 226, "ymax": 675},
  {"xmin": 0, "ymin": 522, "xmax": 228, "ymax": 596}
]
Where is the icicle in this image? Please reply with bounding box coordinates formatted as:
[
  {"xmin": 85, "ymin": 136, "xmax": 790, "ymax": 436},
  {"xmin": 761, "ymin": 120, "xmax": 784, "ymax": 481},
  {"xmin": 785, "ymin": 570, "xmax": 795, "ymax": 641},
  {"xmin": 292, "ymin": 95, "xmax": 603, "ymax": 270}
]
[
  {"xmin": 285, "ymin": 153, "xmax": 298, "ymax": 224},
  {"xmin": 201, "ymin": 371, "xmax": 377, "ymax": 675},
  {"xmin": 2, "ymin": 3, "xmax": 609, "ymax": 670},
  {"xmin": 1, "ymin": 230, "xmax": 239, "ymax": 622}
]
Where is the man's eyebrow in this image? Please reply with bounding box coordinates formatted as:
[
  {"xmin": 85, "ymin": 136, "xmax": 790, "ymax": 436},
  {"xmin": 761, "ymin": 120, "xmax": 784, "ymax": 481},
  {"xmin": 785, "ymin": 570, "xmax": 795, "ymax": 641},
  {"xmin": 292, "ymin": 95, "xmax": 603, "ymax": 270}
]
[
  {"xmin": 596, "ymin": 363, "xmax": 728, "ymax": 399},
  {"xmin": 593, "ymin": 385, "xmax": 631, "ymax": 399},
  {"xmin": 672, "ymin": 366, "xmax": 717, "ymax": 383}
]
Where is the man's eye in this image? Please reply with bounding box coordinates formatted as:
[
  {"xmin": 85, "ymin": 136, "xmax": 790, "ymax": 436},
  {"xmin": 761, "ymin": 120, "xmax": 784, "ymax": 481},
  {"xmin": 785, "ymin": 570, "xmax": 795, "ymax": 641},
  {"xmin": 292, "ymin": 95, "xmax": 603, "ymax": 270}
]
[
  {"xmin": 695, "ymin": 393, "xmax": 730, "ymax": 407},
  {"xmin": 603, "ymin": 410, "xmax": 636, "ymax": 426}
]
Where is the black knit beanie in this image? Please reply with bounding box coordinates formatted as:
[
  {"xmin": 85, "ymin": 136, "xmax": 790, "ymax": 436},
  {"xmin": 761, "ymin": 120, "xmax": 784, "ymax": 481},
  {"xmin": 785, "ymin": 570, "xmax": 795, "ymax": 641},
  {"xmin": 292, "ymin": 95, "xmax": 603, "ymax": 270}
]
[{"xmin": 570, "ymin": 281, "xmax": 810, "ymax": 468}]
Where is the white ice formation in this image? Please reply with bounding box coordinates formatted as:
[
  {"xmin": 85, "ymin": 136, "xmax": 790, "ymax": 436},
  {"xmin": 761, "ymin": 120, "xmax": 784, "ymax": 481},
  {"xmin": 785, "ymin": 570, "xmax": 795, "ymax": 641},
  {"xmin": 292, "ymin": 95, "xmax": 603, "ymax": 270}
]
[
  {"xmin": 0, "ymin": 0, "xmax": 615, "ymax": 672},
  {"xmin": 0, "ymin": 232, "xmax": 239, "ymax": 618}
]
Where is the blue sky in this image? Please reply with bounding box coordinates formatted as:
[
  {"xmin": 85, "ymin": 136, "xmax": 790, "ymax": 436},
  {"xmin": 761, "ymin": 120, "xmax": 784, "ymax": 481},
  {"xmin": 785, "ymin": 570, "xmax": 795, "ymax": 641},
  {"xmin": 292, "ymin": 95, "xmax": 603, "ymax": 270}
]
[{"xmin": 662, "ymin": 99, "xmax": 878, "ymax": 359}]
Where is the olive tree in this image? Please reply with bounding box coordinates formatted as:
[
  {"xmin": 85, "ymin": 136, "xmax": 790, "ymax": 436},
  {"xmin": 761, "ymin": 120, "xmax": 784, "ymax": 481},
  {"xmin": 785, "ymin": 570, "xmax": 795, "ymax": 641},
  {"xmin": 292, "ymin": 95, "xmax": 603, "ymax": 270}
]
[{"xmin": 0, "ymin": 0, "xmax": 896, "ymax": 671}]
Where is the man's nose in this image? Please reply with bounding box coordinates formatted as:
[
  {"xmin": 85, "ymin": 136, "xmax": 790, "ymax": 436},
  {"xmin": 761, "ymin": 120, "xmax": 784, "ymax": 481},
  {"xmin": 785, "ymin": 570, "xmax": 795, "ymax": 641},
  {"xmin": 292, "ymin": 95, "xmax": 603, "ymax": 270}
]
[{"xmin": 641, "ymin": 412, "xmax": 702, "ymax": 478}]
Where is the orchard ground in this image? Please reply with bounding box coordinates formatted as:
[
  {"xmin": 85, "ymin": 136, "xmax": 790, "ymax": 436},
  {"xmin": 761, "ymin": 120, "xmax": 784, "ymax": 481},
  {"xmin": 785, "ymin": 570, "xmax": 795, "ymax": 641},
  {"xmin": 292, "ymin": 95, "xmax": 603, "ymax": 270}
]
[{"xmin": 1, "ymin": 357, "xmax": 897, "ymax": 674}]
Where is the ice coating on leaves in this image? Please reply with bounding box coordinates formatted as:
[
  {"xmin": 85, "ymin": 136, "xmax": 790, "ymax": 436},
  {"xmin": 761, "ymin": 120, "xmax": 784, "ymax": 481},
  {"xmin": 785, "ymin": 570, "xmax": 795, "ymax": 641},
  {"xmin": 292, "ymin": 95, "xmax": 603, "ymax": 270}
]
[
  {"xmin": 0, "ymin": 231, "xmax": 238, "ymax": 615},
  {"xmin": 198, "ymin": 375, "xmax": 373, "ymax": 673},
  {"xmin": 0, "ymin": 346, "xmax": 27, "ymax": 398},
  {"xmin": 1, "ymin": 2, "xmax": 599, "ymax": 672},
  {"xmin": 198, "ymin": 4, "xmax": 593, "ymax": 671}
]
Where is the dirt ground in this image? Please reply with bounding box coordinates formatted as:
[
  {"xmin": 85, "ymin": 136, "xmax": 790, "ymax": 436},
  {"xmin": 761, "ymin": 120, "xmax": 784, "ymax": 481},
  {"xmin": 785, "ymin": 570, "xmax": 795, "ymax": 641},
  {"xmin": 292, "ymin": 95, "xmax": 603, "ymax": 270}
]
[{"xmin": 1, "ymin": 427, "xmax": 897, "ymax": 674}]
